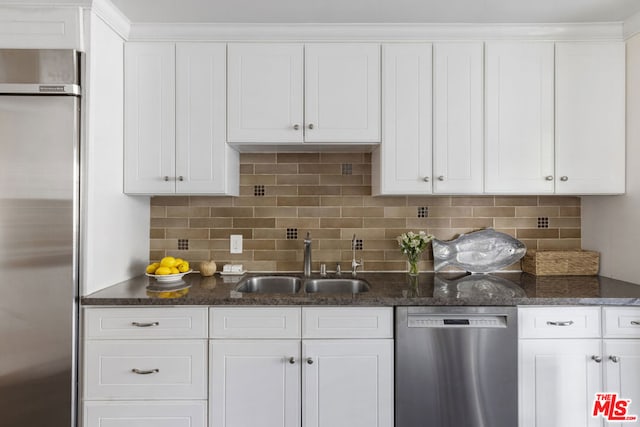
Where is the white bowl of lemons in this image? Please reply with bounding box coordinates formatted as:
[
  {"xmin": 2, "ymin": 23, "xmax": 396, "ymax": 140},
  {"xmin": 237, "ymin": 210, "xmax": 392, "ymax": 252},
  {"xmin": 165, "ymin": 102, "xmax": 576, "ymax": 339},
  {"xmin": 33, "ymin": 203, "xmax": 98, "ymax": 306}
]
[{"xmin": 145, "ymin": 257, "xmax": 192, "ymax": 283}]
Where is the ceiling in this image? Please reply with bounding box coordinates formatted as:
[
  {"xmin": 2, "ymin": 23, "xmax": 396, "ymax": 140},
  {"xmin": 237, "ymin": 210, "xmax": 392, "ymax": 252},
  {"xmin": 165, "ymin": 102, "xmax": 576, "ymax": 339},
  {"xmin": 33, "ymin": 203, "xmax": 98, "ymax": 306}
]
[{"xmin": 108, "ymin": 0, "xmax": 640, "ymax": 24}]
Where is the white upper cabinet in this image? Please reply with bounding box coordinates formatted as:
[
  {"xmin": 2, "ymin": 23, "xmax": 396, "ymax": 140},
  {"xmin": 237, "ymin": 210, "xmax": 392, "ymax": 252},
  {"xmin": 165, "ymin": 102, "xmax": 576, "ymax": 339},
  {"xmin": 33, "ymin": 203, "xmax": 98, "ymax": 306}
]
[
  {"xmin": 485, "ymin": 42, "xmax": 555, "ymax": 194},
  {"xmin": 433, "ymin": 42, "xmax": 484, "ymax": 194},
  {"xmin": 304, "ymin": 44, "xmax": 381, "ymax": 143},
  {"xmin": 374, "ymin": 43, "xmax": 432, "ymax": 195},
  {"xmin": 227, "ymin": 43, "xmax": 304, "ymax": 143},
  {"xmin": 555, "ymin": 42, "xmax": 625, "ymax": 194},
  {"xmin": 227, "ymin": 43, "xmax": 381, "ymax": 145},
  {"xmin": 125, "ymin": 42, "xmax": 238, "ymax": 195},
  {"xmin": 124, "ymin": 43, "xmax": 175, "ymax": 194}
]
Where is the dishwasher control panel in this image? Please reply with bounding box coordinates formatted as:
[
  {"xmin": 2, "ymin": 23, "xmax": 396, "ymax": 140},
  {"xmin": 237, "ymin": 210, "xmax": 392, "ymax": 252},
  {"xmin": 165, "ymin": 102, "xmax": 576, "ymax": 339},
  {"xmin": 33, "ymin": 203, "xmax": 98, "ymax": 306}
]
[{"xmin": 407, "ymin": 314, "xmax": 508, "ymax": 328}]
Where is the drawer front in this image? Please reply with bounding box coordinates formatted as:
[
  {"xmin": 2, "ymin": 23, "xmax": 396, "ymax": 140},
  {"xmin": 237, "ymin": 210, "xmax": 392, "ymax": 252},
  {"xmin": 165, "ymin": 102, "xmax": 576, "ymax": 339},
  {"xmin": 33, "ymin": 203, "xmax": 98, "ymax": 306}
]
[
  {"xmin": 84, "ymin": 307, "xmax": 208, "ymax": 339},
  {"xmin": 603, "ymin": 307, "xmax": 640, "ymax": 338},
  {"xmin": 84, "ymin": 340, "xmax": 207, "ymax": 400},
  {"xmin": 210, "ymin": 307, "xmax": 301, "ymax": 339},
  {"xmin": 83, "ymin": 401, "xmax": 207, "ymax": 427},
  {"xmin": 302, "ymin": 307, "xmax": 393, "ymax": 338},
  {"xmin": 518, "ymin": 306, "xmax": 601, "ymax": 339}
]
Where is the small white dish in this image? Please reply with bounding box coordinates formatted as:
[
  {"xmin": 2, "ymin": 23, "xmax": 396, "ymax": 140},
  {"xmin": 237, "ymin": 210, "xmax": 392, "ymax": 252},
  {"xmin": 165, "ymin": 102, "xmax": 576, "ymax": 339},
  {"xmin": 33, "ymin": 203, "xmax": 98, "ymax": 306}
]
[
  {"xmin": 146, "ymin": 270, "xmax": 193, "ymax": 283},
  {"xmin": 219, "ymin": 270, "xmax": 247, "ymax": 276}
]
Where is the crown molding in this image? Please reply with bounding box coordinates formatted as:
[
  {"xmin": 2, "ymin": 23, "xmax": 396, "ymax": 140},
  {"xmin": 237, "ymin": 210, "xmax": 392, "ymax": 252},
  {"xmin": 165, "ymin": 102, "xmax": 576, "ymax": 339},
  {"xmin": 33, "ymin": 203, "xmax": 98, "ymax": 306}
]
[
  {"xmin": 624, "ymin": 10, "xmax": 640, "ymax": 40},
  {"xmin": 126, "ymin": 22, "xmax": 624, "ymax": 42},
  {"xmin": 89, "ymin": 0, "xmax": 130, "ymax": 39}
]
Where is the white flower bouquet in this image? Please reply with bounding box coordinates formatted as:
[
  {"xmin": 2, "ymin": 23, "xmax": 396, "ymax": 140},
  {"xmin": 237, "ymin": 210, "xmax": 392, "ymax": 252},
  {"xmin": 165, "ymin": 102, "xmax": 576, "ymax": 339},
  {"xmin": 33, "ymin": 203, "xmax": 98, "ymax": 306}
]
[{"xmin": 397, "ymin": 231, "xmax": 434, "ymax": 275}]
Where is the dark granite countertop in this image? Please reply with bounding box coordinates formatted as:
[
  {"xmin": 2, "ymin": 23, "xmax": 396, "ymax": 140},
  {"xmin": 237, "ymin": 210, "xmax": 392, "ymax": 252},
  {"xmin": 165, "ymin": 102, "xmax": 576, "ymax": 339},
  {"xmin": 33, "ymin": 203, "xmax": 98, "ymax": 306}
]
[{"xmin": 81, "ymin": 272, "xmax": 640, "ymax": 306}]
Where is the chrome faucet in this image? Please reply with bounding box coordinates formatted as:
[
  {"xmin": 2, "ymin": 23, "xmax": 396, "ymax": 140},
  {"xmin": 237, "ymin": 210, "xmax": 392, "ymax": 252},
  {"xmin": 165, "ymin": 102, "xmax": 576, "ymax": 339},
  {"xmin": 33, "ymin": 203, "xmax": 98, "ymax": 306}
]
[
  {"xmin": 303, "ymin": 232, "xmax": 312, "ymax": 277},
  {"xmin": 351, "ymin": 233, "xmax": 362, "ymax": 277}
]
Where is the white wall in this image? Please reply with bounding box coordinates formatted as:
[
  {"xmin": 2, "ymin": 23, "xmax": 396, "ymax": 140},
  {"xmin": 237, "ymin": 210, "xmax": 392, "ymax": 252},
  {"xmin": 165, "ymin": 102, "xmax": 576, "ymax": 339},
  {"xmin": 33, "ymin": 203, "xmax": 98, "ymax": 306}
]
[
  {"xmin": 81, "ymin": 11, "xmax": 149, "ymax": 295},
  {"xmin": 582, "ymin": 34, "xmax": 640, "ymax": 284}
]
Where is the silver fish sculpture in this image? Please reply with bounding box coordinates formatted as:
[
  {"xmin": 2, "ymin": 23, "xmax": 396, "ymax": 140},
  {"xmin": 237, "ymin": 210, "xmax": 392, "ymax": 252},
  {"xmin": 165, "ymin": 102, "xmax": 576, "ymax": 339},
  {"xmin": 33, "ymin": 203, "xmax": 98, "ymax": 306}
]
[
  {"xmin": 433, "ymin": 273, "xmax": 526, "ymax": 298},
  {"xmin": 432, "ymin": 229, "xmax": 526, "ymax": 273}
]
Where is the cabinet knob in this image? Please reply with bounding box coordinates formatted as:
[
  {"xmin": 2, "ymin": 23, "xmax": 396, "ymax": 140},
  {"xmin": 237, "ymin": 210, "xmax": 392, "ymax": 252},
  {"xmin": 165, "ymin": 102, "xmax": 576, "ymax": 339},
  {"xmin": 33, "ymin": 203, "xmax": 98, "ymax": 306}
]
[
  {"xmin": 423, "ymin": 177, "xmax": 430, "ymax": 183},
  {"xmin": 163, "ymin": 176, "xmax": 169, "ymax": 182},
  {"xmin": 545, "ymin": 175, "xmax": 554, "ymax": 181},
  {"xmin": 308, "ymin": 123, "xmax": 314, "ymax": 130},
  {"xmin": 631, "ymin": 320, "xmax": 640, "ymax": 326},
  {"xmin": 288, "ymin": 356, "xmax": 296, "ymax": 364},
  {"xmin": 178, "ymin": 176, "xmax": 184, "ymax": 182},
  {"xmin": 609, "ymin": 355, "xmax": 620, "ymax": 363},
  {"xmin": 293, "ymin": 124, "xmax": 300, "ymax": 130},
  {"xmin": 560, "ymin": 176, "xmax": 569, "ymax": 182},
  {"xmin": 306, "ymin": 357, "xmax": 314, "ymax": 365},
  {"xmin": 438, "ymin": 176, "xmax": 445, "ymax": 182},
  {"xmin": 591, "ymin": 355, "xmax": 602, "ymax": 363}
]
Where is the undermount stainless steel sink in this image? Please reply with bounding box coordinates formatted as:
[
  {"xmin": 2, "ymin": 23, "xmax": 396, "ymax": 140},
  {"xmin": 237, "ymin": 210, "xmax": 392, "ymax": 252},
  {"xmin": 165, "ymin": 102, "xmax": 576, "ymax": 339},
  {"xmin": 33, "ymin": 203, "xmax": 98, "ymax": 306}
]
[
  {"xmin": 235, "ymin": 276, "xmax": 302, "ymax": 294},
  {"xmin": 304, "ymin": 278, "xmax": 370, "ymax": 294}
]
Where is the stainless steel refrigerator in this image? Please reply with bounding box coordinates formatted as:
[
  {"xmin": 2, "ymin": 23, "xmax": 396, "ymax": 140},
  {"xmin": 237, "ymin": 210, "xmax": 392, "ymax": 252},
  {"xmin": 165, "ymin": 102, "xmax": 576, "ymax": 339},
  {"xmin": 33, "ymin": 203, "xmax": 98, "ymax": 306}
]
[{"xmin": 0, "ymin": 49, "xmax": 80, "ymax": 427}]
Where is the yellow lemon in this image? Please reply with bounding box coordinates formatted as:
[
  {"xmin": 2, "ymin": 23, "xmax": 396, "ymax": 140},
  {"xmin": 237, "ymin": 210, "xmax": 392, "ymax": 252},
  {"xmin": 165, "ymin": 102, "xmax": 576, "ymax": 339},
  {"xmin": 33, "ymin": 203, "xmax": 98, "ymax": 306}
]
[
  {"xmin": 145, "ymin": 263, "xmax": 159, "ymax": 274},
  {"xmin": 160, "ymin": 256, "xmax": 177, "ymax": 268},
  {"xmin": 154, "ymin": 266, "xmax": 172, "ymax": 275},
  {"xmin": 170, "ymin": 267, "xmax": 180, "ymax": 274},
  {"xmin": 174, "ymin": 258, "xmax": 184, "ymax": 266},
  {"xmin": 178, "ymin": 261, "xmax": 190, "ymax": 272}
]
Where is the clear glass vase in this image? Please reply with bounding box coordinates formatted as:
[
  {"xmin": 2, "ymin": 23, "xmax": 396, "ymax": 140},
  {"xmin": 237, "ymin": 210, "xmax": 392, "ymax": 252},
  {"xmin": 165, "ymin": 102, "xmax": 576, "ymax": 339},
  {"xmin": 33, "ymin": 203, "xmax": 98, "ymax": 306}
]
[{"xmin": 407, "ymin": 255, "xmax": 420, "ymax": 276}]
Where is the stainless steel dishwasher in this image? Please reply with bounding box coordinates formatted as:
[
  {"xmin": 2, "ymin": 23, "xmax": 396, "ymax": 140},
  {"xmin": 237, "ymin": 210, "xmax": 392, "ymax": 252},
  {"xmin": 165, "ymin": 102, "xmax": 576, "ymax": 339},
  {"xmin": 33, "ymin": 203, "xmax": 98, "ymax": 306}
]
[{"xmin": 395, "ymin": 306, "xmax": 518, "ymax": 427}]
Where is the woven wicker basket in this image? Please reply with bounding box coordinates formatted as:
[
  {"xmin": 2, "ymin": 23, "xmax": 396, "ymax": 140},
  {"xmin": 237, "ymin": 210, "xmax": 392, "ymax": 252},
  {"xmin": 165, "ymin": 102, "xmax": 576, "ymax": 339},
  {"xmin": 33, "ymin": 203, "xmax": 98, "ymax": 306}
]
[{"xmin": 521, "ymin": 249, "xmax": 599, "ymax": 276}]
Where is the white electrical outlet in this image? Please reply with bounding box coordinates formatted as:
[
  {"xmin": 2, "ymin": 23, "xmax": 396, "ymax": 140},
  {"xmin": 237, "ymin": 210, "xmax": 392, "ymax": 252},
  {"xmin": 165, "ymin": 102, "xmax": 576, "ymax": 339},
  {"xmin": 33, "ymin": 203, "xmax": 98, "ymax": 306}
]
[{"xmin": 230, "ymin": 234, "xmax": 243, "ymax": 254}]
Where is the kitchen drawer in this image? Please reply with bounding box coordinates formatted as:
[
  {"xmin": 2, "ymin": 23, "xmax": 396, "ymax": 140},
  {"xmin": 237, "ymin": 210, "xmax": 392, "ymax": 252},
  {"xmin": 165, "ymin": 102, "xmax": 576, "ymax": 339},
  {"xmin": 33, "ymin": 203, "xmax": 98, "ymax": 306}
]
[
  {"xmin": 210, "ymin": 307, "xmax": 301, "ymax": 339},
  {"xmin": 603, "ymin": 307, "xmax": 640, "ymax": 338},
  {"xmin": 302, "ymin": 307, "xmax": 393, "ymax": 339},
  {"xmin": 84, "ymin": 340, "xmax": 207, "ymax": 400},
  {"xmin": 83, "ymin": 401, "xmax": 207, "ymax": 427},
  {"xmin": 84, "ymin": 307, "xmax": 208, "ymax": 339},
  {"xmin": 518, "ymin": 306, "xmax": 601, "ymax": 339}
]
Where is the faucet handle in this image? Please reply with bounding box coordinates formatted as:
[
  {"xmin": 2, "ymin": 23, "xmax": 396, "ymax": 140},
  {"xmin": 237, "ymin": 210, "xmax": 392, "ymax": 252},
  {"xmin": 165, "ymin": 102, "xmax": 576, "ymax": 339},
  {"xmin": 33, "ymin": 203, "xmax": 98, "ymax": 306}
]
[{"xmin": 335, "ymin": 263, "xmax": 341, "ymax": 275}]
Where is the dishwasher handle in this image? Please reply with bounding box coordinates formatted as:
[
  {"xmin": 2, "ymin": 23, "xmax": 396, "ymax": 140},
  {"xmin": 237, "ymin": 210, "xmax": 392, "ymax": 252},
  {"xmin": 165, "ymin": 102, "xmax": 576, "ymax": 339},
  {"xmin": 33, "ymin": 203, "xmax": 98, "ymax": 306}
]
[{"xmin": 408, "ymin": 314, "xmax": 509, "ymax": 328}]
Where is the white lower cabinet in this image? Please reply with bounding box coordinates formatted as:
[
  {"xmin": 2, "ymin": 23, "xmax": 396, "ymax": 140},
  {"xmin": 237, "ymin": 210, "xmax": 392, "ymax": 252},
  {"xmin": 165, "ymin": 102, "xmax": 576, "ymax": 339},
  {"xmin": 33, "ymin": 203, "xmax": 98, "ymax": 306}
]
[
  {"xmin": 209, "ymin": 307, "xmax": 394, "ymax": 427},
  {"xmin": 519, "ymin": 306, "xmax": 640, "ymax": 427},
  {"xmin": 82, "ymin": 307, "xmax": 209, "ymax": 427}
]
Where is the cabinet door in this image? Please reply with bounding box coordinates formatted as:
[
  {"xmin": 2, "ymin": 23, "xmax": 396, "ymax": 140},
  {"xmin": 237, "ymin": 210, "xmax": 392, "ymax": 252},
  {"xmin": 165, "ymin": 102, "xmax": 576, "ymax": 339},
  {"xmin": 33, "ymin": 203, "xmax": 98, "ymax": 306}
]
[
  {"xmin": 302, "ymin": 339, "xmax": 393, "ymax": 427},
  {"xmin": 305, "ymin": 44, "xmax": 381, "ymax": 143},
  {"xmin": 210, "ymin": 340, "xmax": 301, "ymax": 427},
  {"xmin": 603, "ymin": 340, "xmax": 640, "ymax": 427},
  {"xmin": 519, "ymin": 339, "xmax": 603, "ymax": 427},
  {"xmin": 176, "ymin": 43, "xmax": 238, "ymax": 195},
  {"xmin": 227, "ymin": 43, "xmax": 304, "ymax": 143},
  {"xmin": 83, "ymin": 401, "xmax": 207, "ymax": 427},
  {"xmin": 555, "ymin": 42, "xmax": 625, "ymax": 194},
  {"xmin": 373, "ymin": 44, "xmax": 432, "ymax": 195},
  {"xmin": 433, "ymin": 42, "xmax": 484, "ymax": 194},
  {"xmin": 485, "ymin": 42, "xmax": 555, "ymax": 194},
  {"xmin": 124, "ymin": 42, "xmax": 175, "ymax": 194}
]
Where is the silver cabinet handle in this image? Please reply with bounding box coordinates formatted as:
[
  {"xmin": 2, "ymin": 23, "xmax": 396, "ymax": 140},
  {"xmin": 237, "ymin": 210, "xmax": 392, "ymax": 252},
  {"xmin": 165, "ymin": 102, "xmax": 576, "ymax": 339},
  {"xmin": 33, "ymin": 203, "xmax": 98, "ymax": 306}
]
[
  {"xmin": 293, "ymin": 124, "xmax": 300, "ymax": 130},
  {"xmin": 423, "ymin": 177, "xmax": 430, "ymax": 182},
  {"xmin": 609, "ymin": 355, "xmax": 620, "ymax": 363},
  {"xmin": 131, "ymin": 368, "xmax": 159, "ymax": 375},
  {"xmin": 288, "ymin": 357, "xmax": 296, "ymax": 364},
  {"xmin": 438, "ymin": 176, "xmax": 445, "ymax": 181},
  {"xmin": 308, "ymin": 123, "xmax": 314, "ymax": 130},
  {"xmin": 545, "ymin": 175, "xmax": 554, "ymax": 181},
  {"xmin": 631, "ymin": 321, "xmax": 640, "ymax": 326},
  {"xmin": 163, "ymin": 176, "xmax": 169, "ymax": 182},
  {"xmin": 131, "ymin": 321, "xmax": 159, "ymax": 327},
  {"xmin": 546, "ymin": 320, "xmax": 574, "ymax": 326},
  {"xmin": 306, "ymin": 357, "xmax": 314, "ymax": 365},
  {"xmin": 560, "ymin": 176, "xmax": 569, "ymax": 181},
  {"xmin": 178, "ymin": 176, "xmax": 184, "ymax": 182},
  {"xmin": 592, "ymin": 355, "xmax": 602, "ymax": 363}
]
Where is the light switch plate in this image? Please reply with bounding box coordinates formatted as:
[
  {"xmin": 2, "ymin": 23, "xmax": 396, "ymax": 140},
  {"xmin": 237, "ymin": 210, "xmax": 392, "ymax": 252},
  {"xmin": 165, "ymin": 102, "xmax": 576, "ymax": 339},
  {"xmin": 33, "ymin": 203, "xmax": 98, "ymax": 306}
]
[{"xmin": 230, "ymin": 234, "xmax": 243, "ymax": 254}]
